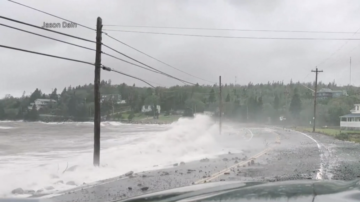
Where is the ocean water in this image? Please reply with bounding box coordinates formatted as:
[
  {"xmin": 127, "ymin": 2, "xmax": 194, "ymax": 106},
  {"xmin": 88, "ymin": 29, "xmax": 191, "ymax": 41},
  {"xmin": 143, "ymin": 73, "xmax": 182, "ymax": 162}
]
[{"xmin": 0, "ymin": 115, "xmax": 248, "ymax": 197}]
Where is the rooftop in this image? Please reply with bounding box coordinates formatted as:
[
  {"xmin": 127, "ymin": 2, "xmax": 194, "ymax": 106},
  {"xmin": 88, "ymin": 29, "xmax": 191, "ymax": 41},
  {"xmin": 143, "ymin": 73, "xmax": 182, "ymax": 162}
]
[{"xmin": 340, "ymin": 114, "xmax": 360, "ymax": 118}]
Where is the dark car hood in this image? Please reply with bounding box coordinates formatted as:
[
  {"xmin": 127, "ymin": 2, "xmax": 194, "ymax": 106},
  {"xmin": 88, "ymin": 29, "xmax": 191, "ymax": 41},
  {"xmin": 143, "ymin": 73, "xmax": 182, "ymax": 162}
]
[{"xmin": 121, "ymin": 179, "xmax": 360, "ymax": 202}]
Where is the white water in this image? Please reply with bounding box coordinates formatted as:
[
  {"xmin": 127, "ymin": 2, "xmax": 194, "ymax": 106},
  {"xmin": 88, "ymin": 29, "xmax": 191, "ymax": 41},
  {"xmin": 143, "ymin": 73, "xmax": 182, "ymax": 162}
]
[{"xmin": 0, "ymin": 115, "xmax": 246, "ymax": 197}]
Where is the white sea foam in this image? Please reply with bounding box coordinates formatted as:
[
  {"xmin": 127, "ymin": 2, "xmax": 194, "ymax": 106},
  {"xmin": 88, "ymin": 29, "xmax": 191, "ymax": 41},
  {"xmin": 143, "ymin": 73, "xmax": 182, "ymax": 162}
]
[{"xmin": 0, "ymin": 115, "xmax": 245, "ymax": 197}]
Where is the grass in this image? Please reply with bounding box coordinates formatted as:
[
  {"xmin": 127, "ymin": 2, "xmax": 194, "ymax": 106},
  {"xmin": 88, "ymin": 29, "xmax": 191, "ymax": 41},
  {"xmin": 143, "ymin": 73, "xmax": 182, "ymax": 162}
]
[
  {"xmin": 130, "ymin": 113, "xmax": 181, "ymax": 123},
  {"xmin": 158, "ymin": 114, "xmax": 181, "ymax": 123},
  {"xmin": 296, "ymin": 126, "xmax": 360, "ymax": 143}
]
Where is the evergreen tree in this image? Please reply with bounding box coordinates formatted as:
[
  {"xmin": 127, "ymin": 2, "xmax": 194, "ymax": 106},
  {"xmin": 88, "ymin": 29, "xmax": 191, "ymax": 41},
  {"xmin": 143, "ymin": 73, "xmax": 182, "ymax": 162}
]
[
  {"xmin": 24, "ymin": 105, "xmax": 39, "ymax": 121},
  {"xmin": 208, "ymin": 89, "xmax": 215, "ymax": 103},
  {"xmin": 225, "ymin": 93, "xmax": 230, "ymax": 102},
  {"xmin": 61, "ymin": 87, "xmax": 67, "ymax": 96},
  {"xmin": 50, "ymin": 88, "xmax": 58, "ymax": 100},
  {"xmin": 273, "ymin": 94, "xmax": 280, "ymax": 110},
  {"xmin": 29, "ymin": 88, "xmax": 42, "ymax": 103},
  {"xmin": 289, "ymin": 88, "xmax": 302, "ymax": 119},
  {"xmin": 0, "ymin": 103, "xmax": 5, "ymax": 120}
]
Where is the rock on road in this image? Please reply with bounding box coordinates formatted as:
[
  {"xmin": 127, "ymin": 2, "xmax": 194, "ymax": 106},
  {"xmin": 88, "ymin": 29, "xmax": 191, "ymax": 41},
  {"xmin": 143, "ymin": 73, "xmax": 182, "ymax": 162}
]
[{"xmin": 48, "ymin": 126, "xmax": 360, "ymax": 202}]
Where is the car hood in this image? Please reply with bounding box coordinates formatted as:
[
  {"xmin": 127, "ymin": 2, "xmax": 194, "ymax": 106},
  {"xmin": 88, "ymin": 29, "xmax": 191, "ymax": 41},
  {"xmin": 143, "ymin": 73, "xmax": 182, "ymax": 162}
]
[{"xmin": 121, "ymin": 179, "xmax": 360, "ymax": 202}]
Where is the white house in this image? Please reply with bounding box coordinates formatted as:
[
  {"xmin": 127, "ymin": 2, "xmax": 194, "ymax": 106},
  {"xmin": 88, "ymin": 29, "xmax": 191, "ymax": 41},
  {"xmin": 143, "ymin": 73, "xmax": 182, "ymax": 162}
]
[
  {"xmin": 141, "ymin": 105, "xmax": 161, "ymax": 114},
  {"xmin": 28, "ymin": 99, "xmax": 57, "ymax": 110},
  {"xmin": 340, "ymin": 104, "xmax": 360, "ymax": 129}
]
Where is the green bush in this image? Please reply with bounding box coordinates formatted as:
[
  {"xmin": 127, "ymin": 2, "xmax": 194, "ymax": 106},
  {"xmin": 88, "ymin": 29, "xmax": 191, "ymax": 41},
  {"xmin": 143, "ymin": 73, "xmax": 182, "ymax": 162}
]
[{"xmin": 335, "ymin": 133, "xmax": 350, "ymax": 141}]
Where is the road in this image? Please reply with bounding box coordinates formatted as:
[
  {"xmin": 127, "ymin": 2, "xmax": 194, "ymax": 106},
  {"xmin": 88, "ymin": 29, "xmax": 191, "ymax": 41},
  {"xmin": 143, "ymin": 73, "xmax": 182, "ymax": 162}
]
[{"xmin": 48, "ymin": 125, "xmax": 360, "ymax": 202}]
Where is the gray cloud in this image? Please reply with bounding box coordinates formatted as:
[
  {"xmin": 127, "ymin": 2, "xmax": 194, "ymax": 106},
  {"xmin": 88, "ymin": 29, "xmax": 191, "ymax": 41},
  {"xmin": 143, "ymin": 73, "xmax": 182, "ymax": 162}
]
[{"xmin": 1, "ymin": 0, "xmax": 360, "ymax": 97}]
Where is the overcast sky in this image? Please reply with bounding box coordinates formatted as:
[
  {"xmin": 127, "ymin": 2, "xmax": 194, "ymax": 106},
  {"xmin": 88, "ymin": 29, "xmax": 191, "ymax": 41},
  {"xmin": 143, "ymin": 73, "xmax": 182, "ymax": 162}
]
[{"xmin": 1, "ymin": 0, "xmax": 360, "ymax": 97}]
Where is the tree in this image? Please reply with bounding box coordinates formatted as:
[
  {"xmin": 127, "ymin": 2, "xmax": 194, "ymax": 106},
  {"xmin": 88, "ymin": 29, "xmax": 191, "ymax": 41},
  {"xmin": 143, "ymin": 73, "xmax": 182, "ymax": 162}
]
[
  {"xmin": 61, "ymin": 87, "xmax": 67, "ymax": 96},
  {"xmin": 50, "ymin": 88, "xmax": 58, "ymax": 100},
  {"xmin": 29, "ymin": 88, "xmax": 42, "ymax": 103},
  {"xmin": 272, "ymin": 94, "xmax": 280, "ymax": 121},
  {"xmin": 208, "ymin": 89, "xmax": 216, "ymax": 103},
  {"xmin": 0, "ymin": 103, "xmax": 5, "ymax": 120},
  {"xmin": 225, "ymin": 93, "xmax": 230, "ymax": 102},
  {"xmin": 24, "ymin": 105, "xmax": 39, "ymax": 121},
  {"xmin": 289, "ymin": 88, "xmax": 302, "ymax": 119},
  {"xmin": 144, "ymin": 95, "xmax": 159, "ymax": 106},
  {"xmin": 185, "ymin": 98, "xmax": 205, "ymax": 113},
  {"xmin": 273, "ymin": 94, "xmax": 280, "ymax": 110}
]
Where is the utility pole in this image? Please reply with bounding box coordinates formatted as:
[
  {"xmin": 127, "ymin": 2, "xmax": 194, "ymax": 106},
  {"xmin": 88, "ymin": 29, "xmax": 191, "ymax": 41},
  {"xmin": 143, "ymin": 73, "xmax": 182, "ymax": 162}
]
[
  {"xmin": 350, "ymin": 57, "xmax": 352, "ymax": 86},
  {"xmin": 311, "ymin": 67, "xmax": 323, "ymax": 133},
  {"xmin": 94, "ymin": 17, "xmax": 102, "ymax": 166},
  {"xmin": 219, "ymin": 76, "xmax": 222, "ymax": 135}
]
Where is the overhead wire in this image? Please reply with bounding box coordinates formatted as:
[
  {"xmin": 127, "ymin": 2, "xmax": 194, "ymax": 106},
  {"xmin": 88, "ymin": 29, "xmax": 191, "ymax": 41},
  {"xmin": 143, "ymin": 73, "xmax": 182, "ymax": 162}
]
[
  {"xmin": 0, "ymin": 16, "xmax": 95, "ymax": 43},
  {"xmin": 103, "ymin": 33, "xmax": 216, "ymax": 84},
  {"xmin": 102, "ymin": 65, "xmax": 155, "ymax": 88},
  {"xmin": 6, "ymin": 1, "xmax": 217, "ymax": 85},
  {"xmin": 0, "ymin": 16, "xmax": 189, "ymax": 85},
  {"xmin": 0, "ymin": 22, "xmax": 153, "ymax": 72},
  {"xmin": 0, "ymin": 23, "xmax": 96, "ymax": 51},
  {"xmin": 101, "ymin": 43, "xmax": 195, "ymax": 85},
  {"xmin": 101, "ymin": 52, "xmax": 159, "ymax": 73},
  {"xmin": 0, "ymin": 44, "xmax": 94, "ymax": 66},
  {"xmin": 3, "ymin": 2, "xmax": 180, "ymax": 87},
  {"xmin": 8, "ymin": 0, "xmax": 96, "ymax": 31},
  {"xmin": 101, "ymin": 29, "xmax": 360, "ymax": 40},
  {"xmin": 313, "ymin": 25, "xmax": 360, "ymax": 68},
  {"xmin": 102, "ymin": 25, "xmax": 360, "ymax": 35}
]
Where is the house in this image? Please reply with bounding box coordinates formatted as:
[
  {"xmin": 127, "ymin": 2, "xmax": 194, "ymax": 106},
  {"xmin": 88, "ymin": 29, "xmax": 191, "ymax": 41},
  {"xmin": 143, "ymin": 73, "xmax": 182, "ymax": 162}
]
[
  {"xmin": 28, "ymin": 99, "xmax": 57, "ymax": 110},
  {"xmin": 340, "ymin": 104, "xmax": 360, "ymax": 129},
  {"xmin": 100, "ymin": 94, "xmax": 123, "ymax": 104},
  {"xmin": 141, "ymin": 105, "xmax": 161, "ymax": 114},
  {"xmin": 316, "ymin": 88, "xmax": 348, "ymax": 99},
  {"xmin": 204, "ymin": 111, "xmax": 214, "ymax": 116}
]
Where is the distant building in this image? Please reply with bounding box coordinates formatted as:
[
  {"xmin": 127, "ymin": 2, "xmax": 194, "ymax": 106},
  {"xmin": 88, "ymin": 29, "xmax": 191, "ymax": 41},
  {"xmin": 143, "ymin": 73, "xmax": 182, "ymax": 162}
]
[
  {"xmin": 28, "ymin": 99, "xmax": 57, "ymax": 110},
  {"xmin": 340, "ymin": 104, "xmax": 360, "ymax": 129},
  {"xmin": 100, "ymin": 94, "xmax": 123, "ymax": 104},
  {"xmin": 204, "ymin": 111, "xmax": 214, "ymax": 116},
  {"xmin": 141, "ymin": 105, "xmax": 161, "ymax": 114},
  {"xmin": 316, "ymin": 88, "xmax": 348, "ymax": 99}
]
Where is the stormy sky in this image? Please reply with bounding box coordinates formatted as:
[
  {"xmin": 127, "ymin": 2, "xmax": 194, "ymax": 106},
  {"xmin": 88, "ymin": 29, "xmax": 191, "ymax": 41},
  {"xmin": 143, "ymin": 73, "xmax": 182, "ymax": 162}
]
[{"xmin": 1, "ymin": 0, "xmax": 360, "ymax": 97}]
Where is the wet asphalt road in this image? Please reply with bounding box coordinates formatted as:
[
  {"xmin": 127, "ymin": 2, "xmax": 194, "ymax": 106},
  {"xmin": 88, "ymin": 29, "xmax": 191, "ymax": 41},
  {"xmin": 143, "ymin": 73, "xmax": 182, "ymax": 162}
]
[{"xmin": 48, "ymin": 126, "xmax": 360, "ymax": 202}]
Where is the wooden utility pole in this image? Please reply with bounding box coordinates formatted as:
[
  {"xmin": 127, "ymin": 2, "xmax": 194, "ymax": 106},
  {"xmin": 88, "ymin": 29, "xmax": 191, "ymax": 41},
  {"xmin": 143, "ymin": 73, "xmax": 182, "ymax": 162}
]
[
  {"xmin": 94, "ymin": 17, "xmax": 102, "ymax": 166},
  {"xmin": 311, "ymin": 67, "xmax": 323, "ymax": 133},
  {"xmin": 219, "ymin": 76, "xmax": 222, "ymax": 135},
  {"xmin": 350, "ymin": 57, "xmax": 352, "ymax": 86}
]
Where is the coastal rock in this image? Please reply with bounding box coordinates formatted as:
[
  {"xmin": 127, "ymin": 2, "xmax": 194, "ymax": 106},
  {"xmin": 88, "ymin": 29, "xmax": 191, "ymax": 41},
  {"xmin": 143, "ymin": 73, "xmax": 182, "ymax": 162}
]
[{"xmin": 125, "ymin": 171, "xmax": 134, "ymax": 177}]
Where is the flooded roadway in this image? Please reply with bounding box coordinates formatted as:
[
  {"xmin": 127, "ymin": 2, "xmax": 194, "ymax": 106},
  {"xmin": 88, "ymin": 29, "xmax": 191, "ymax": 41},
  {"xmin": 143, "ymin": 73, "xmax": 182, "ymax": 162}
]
[
  {"xmin": 2, "ymin": 116, "xmax": 360, "ymax": 202},
  {"xmin": 51, "ymin": 126, "xmax": 356, "ymax": 202}
]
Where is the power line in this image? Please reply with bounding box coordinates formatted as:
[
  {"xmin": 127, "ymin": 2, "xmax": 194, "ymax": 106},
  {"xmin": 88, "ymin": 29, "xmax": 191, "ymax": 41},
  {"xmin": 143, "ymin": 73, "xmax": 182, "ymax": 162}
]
[
  {"xmin": 0, "ymin": 22, "xmax": 158, "ymax": 75},
  {"xmin": 102, "ymin": 65, "xmax": 155, "ymax": 88},
  {"xmin": 101, "ymin": 29, "xmax": 360, "ymax": 40},
  {"xmin": 101, "ymin": 43, "xmax": 195, "ymax": 85},
  {"xmin": 7, "ymin": 1, "xmax": 216, "ymax": 85},
  {"xmin": 7, "ymin": 0, "xmax": 358, "ymax": 37},
  {"xmin": 7, "ymin": 0, "xmax": 96, "ymax": 31},
  {"xmin": 101, "ymin": 52, "xmax": 159, "ymax": 74},
  {"xmin": 0, "ymin": 46, "xmax": 158, "ymax": 94},
  {"xmin": 0, "ymin": 23, "xmax": 96, "ymax": 51},
  {"xmin": 103, "ymin": 33, "xmax": 216, "ymax": 84},
  {"xmin": 315, "ymin": 27, "xmax": 360, "ymax": 67},
  {"xmin": 0, "ymin": 44, "xmax": 94, "ymax": 65},
  {"xmin": 103, "ymin": 25, "xmax": 360, "ymax": 35},
  {"xmin": 0, "ymin": 16, "xmax": 95, "ymax": 43}
]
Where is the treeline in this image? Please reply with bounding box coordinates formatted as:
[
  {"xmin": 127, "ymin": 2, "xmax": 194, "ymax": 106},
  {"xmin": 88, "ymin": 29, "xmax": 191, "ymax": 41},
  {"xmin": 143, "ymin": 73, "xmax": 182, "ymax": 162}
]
[{"xmin": 1, "ymin": 79, "xmax": 359, "ymax": 126}]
